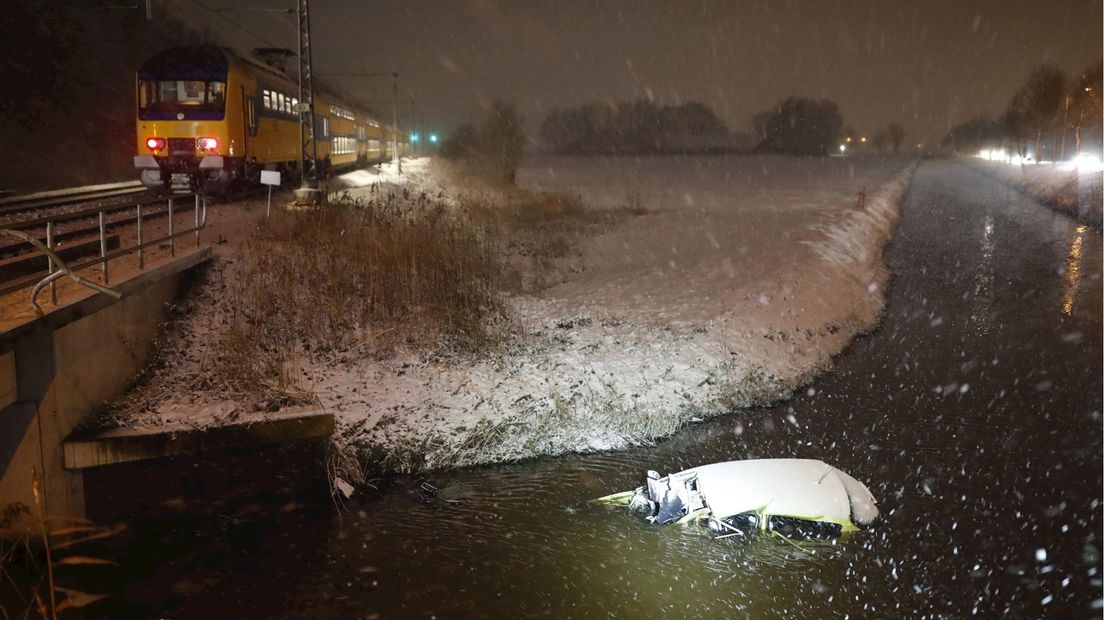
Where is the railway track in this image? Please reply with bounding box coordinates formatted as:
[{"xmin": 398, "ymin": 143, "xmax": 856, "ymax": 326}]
[
  {"xmin": 0, "ymin": 184, "xmax": 207, "ymax": 303},
  {"xmin": 0, "ymin": 180, "xmax": 149, "ymax": 220}
]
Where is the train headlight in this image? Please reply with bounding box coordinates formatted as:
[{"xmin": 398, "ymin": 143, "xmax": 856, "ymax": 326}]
[
  {"xmin": 197, "ymin": 137, "xmax": 219, "ymax": 151},
  {"xmin": 145, "ymin": 137, "xmax": 166, "ymax": 152}
]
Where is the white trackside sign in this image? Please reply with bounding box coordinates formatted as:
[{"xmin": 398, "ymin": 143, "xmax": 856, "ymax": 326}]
[{"xmin": 260, "ymin": 170, "xmax": 281, "ymax": 186}]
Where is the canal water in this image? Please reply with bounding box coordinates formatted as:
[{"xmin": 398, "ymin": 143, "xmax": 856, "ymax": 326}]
[{"xmin": 84, "ymin": 161, "xmax": 1101, "ymax": 617}]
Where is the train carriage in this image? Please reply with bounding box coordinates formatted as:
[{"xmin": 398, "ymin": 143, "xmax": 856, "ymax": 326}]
[{"xmin": 134, "ymin": 46, "xmax": 397, "ymax": 193}]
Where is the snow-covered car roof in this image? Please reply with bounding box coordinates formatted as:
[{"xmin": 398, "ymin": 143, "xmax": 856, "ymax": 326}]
[
  {"xmin": 685, "ymin": 459, "xmax": 878, "ymax": 527},
  {"xmin": 597, "ymin": 458, "xmax": 879, "ymax": 534}
]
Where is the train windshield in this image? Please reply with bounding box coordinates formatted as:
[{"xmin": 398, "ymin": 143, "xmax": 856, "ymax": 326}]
[{"xmin": 138, "ymin": 79, "xmax": 226, "ymax": 120}]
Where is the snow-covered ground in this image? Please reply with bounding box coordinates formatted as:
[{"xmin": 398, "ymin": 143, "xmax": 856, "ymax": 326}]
[
  {"xmin": 109, "ymin": 155, "xmax": 914, "ymax": 472},
  {"xmin": 972, "ymin": 159, "xmax": 1103, "ymax": 228},
  {"xmin": 326, "ymin": 154, "xmax": 913, "ymax": 469}
]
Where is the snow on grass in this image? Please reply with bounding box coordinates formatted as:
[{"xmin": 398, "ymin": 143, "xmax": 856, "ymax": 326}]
[
  {"xmin": 333, "ymin": 155, "xmax": 915, "ymax": 471},
  {"xmin": 802, "ymin": 168, "xmax": 914, "ymax": 305},
  {"xmin": 104, "ymin": 154, "xmax": 915, "ymax": 473}
]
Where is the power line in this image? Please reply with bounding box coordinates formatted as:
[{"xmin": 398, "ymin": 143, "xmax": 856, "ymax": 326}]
[{"xmin": 191, "ymin": 0, "xmax": 291, "ymax": 50}]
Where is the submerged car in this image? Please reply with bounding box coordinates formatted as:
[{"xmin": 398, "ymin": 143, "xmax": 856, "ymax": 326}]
[{"xmin": 596, "ymin": 458, "xmax": 879, "ymax": 539}]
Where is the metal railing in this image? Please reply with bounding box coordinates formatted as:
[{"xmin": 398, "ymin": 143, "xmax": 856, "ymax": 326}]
[{"xmin": 0, "ymin": 193, "xmax": 207, "ymax": 315}]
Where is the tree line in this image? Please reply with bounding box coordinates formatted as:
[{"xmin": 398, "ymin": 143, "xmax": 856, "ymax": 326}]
[
  {"xmin": 538, "ymin": 100, "xmax": 729, "ymax": 153},
  {"xmin": 445, "ymin": 93, "xmax": 920, "ymax": 175},
  {"xmin": 943, "ymin": 61, "xmax": 1102, "ymax": 160},
  {"xmin": 751, "ymin": 97, "xmax": 907, "ymax": 156}
]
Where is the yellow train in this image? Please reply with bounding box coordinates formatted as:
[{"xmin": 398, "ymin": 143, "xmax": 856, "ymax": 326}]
[{"xmin": 134, "ymin": 46, "xmax": 407, "ymax": 193}]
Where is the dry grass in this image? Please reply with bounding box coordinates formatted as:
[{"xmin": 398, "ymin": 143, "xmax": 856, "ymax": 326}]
[
  {"xmin": 103, "ymin": 178, "xmax": 646, "ymax": 443},
  {"xmin": 0, "ymin": 470, "xmax": 123, "ymax": 618},
  {"xmin": 213, "ymin": 191, "xmax": 506, "ymax": 408},
  {"xmin": 458, "ymin": 187, "xmax": 648, "ymax": 291}
]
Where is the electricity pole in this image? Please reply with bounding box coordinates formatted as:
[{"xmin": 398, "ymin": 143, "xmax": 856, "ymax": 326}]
[
  {"xmin": 297, "ymin": 0, "xmax": 319, "ymax": 195},
  {"xmin": 392, "ymin": 71, "xmax": 401, "ymax": 174}
]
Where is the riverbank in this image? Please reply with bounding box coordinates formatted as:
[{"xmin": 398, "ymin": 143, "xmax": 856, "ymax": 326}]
[
  {"xmin": 105, "ymin": 155, "xmax": 914, "ymax": 475},
  {"xmin": 338, "ymin": 155, "xmax": 914, "ymax": 471},
  {"xmin": 972, "ymin": 159, "xmax": 1103, "ymax": 230}
]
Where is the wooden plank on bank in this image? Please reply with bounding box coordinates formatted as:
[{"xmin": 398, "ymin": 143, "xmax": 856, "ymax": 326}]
[{"xmin": 62, "ymin": 407, "xmax": 334, "ymax": 469}]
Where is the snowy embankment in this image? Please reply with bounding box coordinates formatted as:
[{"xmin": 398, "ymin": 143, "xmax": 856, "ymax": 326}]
[
  {"xmin": 106, "ymin": 156, "xmax": 914, "ymax": 472},
  {"xmin": 971, "ymin": 159, "xmax": 1103, "ymax": 229},
  {"xmin": 329, "ymin": 155, "xmax": 915, "ymax": 470}
]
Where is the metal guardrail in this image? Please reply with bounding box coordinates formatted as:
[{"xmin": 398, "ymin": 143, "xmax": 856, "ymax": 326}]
[{"xmin": 0, "ymin": 193, "xmax": 207, "ymax": 315}]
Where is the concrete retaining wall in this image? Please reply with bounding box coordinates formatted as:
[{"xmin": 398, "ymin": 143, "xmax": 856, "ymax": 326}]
[{"xmin": 0, "ymin": 249, "xmax": 210, "ymax": 526}]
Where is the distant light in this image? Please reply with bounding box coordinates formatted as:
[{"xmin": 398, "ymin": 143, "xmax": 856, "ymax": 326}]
[
  {"xmin": 1073, "ymin": 153, "xmax": 1104, "ymax": 173},
  {"xmin": 410, "ymin": 132, "xmax": 419, "ymax": 143},
  {"xmin": 977, "ymin": 149, "xmax": 990, "ymax": 160},
  {"xmin": 860, "ymin": 137, "xmax": 867, "ymax": 143},
  {"xmin": 846, "ymin": 137, "xmax": 852, "ymax": 143},
  {"xmin": 429, "ymin": 133, "xmax": 438, "ymax": 143},
  {"xmin": 839, "ymin": 144, "xmax": 846, "ymax": 152}
]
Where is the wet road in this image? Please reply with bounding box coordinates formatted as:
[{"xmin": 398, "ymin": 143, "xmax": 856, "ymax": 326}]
[{"xmin": 92, "ymin": 161, "xmax": 1101, "ymax": 618}]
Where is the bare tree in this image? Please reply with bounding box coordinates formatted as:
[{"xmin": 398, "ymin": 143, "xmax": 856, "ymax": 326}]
[
  {"xmin": 753, "ymin": 97, "xmax": 844, "ymax": 156},
  {"xmin": 886, "ymin": 123, "xmax": 906, "ymax": 155},
  {"xmin": 871, "ymin": 129, "xmax": 888, "ymax": 153},
  {"xmin": 483, "ymin": 100, "xmax": 526, "ymax": 183},
  {"xmin": 1006, "ymin": 65, "xmax": 1067, "ymax": 162},
  {"xmin": 1070, "ymin": 61, "xmax": 1103, "ymax": 154},
  {"xmin": 1003, "ymin": 91, "xmax": 1032, "ymax": 160}
]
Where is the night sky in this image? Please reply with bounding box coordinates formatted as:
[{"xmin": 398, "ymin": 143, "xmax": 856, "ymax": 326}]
[{"xmin": 175, "ymin": 0, "xmax": 1102, "ymax": 146}]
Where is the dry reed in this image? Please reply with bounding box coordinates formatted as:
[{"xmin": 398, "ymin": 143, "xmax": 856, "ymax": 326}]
[{"xmin": 214, "ymin": 191, "xmax": 506, "ymax": 407}]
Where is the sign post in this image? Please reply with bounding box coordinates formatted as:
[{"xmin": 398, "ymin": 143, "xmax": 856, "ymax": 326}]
[{"xmin": 261, "ymin": 170, "xmax": 281, "ymax": 218}]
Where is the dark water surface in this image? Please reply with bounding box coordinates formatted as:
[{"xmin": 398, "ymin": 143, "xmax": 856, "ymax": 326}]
[{"xmin": 87, "ymin": 161, "xmax": 1102, "ymax": 618}]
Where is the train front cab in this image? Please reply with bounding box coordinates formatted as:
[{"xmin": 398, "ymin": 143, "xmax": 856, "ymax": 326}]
[{"xmin": 134, "ymin": 47, "xmax": 244, "ymax": 193}]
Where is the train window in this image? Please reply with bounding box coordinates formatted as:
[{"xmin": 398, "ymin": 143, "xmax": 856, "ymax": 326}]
[
  {"xmin": 138, "ymin": 80, "xmax": 226, "ymax": 119},
  {"xmin": 182, "ymin": 81, "xmax": 204, "ymax": 103},
  {"xmin": 139, "ymin": 81, "xmax": 154, "ymax": 109},
  {"xmin": 291, "ymin": 97, "xmax": 299, "ymax": 112},
  {"xmin": 262, "ymin": 90, "xmax": 271, "ymax": 110},
  {"xmin": 277, "ymin": 93, "xmax": 286, "ymax": 113},
  {"xmin": 332, "ymin": 136, "xmax": 356, "ymax": 154},
  {"xmin": 209, "ymin": 82, "xmax": 225, "ymax": 105}
]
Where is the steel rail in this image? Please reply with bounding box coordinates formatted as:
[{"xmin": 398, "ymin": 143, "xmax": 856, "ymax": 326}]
[
  {"xmin": 2, "ymin": 192, "xmax": 189, "ymax": 231},
  {"xmin": 0, "ymin": 182, "xmax": 149, "ymax": 218}
]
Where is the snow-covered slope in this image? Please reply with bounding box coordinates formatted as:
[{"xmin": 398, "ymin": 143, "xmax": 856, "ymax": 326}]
[{"xmin": 331, "ymin": 155, "xmax": 914, "ymax": 470}]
